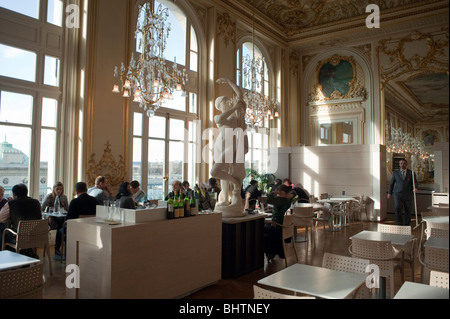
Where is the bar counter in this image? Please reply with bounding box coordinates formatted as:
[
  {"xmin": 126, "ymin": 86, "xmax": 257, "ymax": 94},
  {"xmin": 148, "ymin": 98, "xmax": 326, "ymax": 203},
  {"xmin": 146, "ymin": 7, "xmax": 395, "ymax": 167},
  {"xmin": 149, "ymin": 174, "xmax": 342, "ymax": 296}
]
[{"xmin": 66, "ymin": 208, "xmax": 222, "ymax": 299}]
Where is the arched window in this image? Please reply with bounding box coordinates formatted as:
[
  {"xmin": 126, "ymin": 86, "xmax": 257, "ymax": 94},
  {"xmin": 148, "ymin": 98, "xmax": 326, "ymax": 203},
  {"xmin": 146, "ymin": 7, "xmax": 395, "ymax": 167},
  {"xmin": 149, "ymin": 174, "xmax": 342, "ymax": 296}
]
[
  {"xmin": 131, "ymin": 0, "xmax": 199, "ymax": 199},
  {"xmin": 0, "ymin": 0, "xmax": 67, "ymax": 202},
  {"xmin": 236, "ymin": 41, "xmax": 276, "ymax": 178}
]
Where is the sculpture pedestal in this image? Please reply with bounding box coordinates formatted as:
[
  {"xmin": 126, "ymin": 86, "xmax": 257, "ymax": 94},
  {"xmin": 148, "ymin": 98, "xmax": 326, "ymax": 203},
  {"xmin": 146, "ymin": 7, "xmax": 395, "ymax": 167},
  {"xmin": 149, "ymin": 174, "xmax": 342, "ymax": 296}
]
[
  {"xmin": 221, "ymin": 213, "xmax": 266, "ymax": 278},
  {"xmin": 213, "ymin": 204, "xmax": 246, "ymax": 218}
]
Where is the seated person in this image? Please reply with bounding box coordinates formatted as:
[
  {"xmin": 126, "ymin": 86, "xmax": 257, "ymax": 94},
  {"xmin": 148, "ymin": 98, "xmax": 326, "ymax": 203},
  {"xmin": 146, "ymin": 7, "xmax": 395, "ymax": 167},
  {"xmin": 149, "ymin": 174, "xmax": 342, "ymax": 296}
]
[
  {"xmin": 88, "ymin": 176, "xmax": 114, "ymax": 205},
  {"xmin": 66, "ymin": 182, "xmax": 99, "ymax": 220},
  {"xmin": 130, "ymin": 180, "xmax": 147, "ymax": 205},
  {"xmin": 264, "ymin": 185, "xmax": 295, "ymax": 261},
  {"xmin": 116, "ymin": 182, "xmax": 136, "ymax": 209},
  {"xmin": 182, "ymin": 181, "xmax": 193, "ymax": 196},
  {"xmin": 165, "ymin": 180, "xmax": 183, "ymax": 200},
  {"xmin": 244, "ymin": 180, "xmax": 262, "ymax": 211},
  {"xmin": 293, "ymin": 186, "xmax": 309, "ymax": 203}
]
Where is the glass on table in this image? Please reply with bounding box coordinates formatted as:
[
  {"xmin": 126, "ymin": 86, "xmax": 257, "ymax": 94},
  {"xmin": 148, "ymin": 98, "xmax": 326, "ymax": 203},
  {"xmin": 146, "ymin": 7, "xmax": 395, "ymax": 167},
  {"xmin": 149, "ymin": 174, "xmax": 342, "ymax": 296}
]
[{"xmin": 103, "ymin": 200, "xmax": 110, "ymax": 206}]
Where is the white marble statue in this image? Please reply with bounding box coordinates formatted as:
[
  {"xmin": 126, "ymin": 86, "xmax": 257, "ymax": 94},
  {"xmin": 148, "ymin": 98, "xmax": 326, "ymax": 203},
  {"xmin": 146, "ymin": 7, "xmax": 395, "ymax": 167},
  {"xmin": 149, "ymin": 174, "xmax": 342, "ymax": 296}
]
[{"xmin": 210, "ymin": 78, "xmax": 248, "ymax": 217}]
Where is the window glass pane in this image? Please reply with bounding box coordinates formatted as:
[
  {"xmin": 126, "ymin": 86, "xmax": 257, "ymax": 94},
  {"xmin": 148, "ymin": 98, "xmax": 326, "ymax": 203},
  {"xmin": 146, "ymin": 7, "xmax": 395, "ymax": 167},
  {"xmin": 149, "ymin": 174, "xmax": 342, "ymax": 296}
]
[
  {"xmin": 169, "ymin": 118, "xmax": 185, "ymax": 141},
  {"xmin": 133, "ymin": 112, "xmax": 143, "ymax": 136},
  {"xmin": 189, "ymin": 92, "xmax": 197, "ymax": 114},
  {"xmin": 44, "ymin": 55, "xmax": 60, "ymax": 86},
  {"xmin": 188, "ymin": 142, "xmax": 195, "ymax": 186},
  {"xmin": 253, "ymin": 133, "xmax": 262, "ymax": 148},
  {"xmin": 41, "ymin": 98, "xmax": 57, "ymax": 127},
  {"xmin": 190, "ymin": 51, "xmax": 198, "ymax": 72},
  {"xmin": 253, "ymin": 149, "xmax": 261, "ymax": 171},
  {"xmin": 0, "ymin": 125, "xmax": 31, "ymax": 195},
  {"xmin": 0, "ymin": 91, "xmax": 33, "ymax": 125},
  {"xmin": 188, "ymin": 120, "xmax": 196, "ymax": 142},
  {"xmin": 0, "ymin": 0, "xmax": 39, "ymax": 19},
  {"xmin": 132, "ymin": 137, "xmax": 142, "ymax": 183},
  {"xmin": 40, "ymin": 129, "xmax": 56, "ymax": 202},
  {"xmin": 157, "ymin": 0, "xmax": 186, "ymax": 65},
  {"xmin": 149, "ymin": 116, "xmax": 165, "ymax": 139},
  {"xmin": 190, "ymin": 26, "xmax": 197, "ymax": 52},
  {"xmin": 162, "ymin": 90, "xmax": 186, "ymax": 112},
  {"xmin": 148, "ymin": 139, "xmax": 165, "ymax": 199},
  {"xmin": 47, "ymin": 0, "xmax": 63, "ymax": 26},
  {"xmin": 168, "ymin": 141, "xmax": 183, "ymax": 184},
  {"xmin": 0, "ymin": 44, "xmax": 36, "ymax": 82}
]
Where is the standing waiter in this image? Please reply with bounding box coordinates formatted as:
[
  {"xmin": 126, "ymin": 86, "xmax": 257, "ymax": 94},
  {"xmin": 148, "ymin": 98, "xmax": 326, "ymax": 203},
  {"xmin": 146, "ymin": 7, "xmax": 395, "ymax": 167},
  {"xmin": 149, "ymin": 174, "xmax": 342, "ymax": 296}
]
[{"xmin": 387, "ymin": 158, "xmax": 419, "ymax": 225}]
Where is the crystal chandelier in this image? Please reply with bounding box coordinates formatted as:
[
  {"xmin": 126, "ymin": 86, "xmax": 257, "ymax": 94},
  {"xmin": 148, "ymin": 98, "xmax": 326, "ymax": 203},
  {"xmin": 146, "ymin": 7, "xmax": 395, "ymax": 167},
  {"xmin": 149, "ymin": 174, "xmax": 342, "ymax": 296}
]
[
  {"xmin": 242, "ymin": 3, "xmax": 279, "ymax": 129},
  {"xmin": 385, "ymin": 120, "xmax": 429, "ymax": 159},
  {"xmin": 112, "ymin": 2, "xmax": 188, "ymax": 117}
]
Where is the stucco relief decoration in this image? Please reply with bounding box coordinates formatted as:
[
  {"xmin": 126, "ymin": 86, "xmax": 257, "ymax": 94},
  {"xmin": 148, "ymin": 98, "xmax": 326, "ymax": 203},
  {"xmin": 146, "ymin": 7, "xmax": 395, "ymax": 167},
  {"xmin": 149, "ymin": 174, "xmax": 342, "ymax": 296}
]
[
  {"xmin": 290, "ymin": 51, "xmax": 299, "ymax": 77},
  {"xmin": 217, "ymin": 12, "xmax": 236, "ymax": 47},
  {"xmin": 377, "ymin": 30, "xmax": 449, "ymax": 87},
  {"xmin": 86, "ymin": 141, "xmax": 126, "ymax": 188},
  {"xmin": 308, "ymin": 54, "xmax": 367, "ymax": 103}
]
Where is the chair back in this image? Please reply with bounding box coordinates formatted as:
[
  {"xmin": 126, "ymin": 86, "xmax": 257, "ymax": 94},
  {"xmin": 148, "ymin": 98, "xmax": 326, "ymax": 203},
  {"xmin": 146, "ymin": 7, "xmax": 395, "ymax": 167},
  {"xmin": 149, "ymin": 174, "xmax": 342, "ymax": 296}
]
[
  {"xmin": 292, "ymin": 206, "xmax": 314, "ymax": 227},
  {"xmin": 377, "ymin": 224, "xmax": 411, "ymax": 235},
  {"xmin": 281, "ymin": 214, "xmax": 298, "ymax": 267},
  {"xmin": 15, "ymin": 219, "xmax": 49, "ymax": 251},
  {"xmin": 322, "ymin": 252, "xmax": 369, "ymax": 274},
  {"xmin": 429, "ymin": 270, "xmax": 449, "ymax": 289},
  {"xmin": 430, "ymin": 228, "xmax": 449, "ymax": 239},
  {"xmin": 425, "ymin": 221, "xmax": 449, "ymax": 239},
  {"xmin": 253, "ymin": 285, "xmax": 315, "ymax": 299},
  {"xmin": 424, "ymin": 246, "xmax": 449, "ymax": 273},
  {"xmin": 0, "ymin": 262, "xmax": 44, "ymax": 299},
  {"xmin": 349, "ymin": 237, "xmax": 395, "ymax": 277}
]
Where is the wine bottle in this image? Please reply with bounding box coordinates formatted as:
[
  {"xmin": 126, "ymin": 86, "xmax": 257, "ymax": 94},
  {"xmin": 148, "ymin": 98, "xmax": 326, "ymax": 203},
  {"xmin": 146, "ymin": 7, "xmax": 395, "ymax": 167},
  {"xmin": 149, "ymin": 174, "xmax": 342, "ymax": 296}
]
[
  {"xmin": 178, "ymin": 191, "xmax": 184, "ymax": 218},
  {"xmin": 167, "ymin": 193, "xmax": 174, "ymax": 219},
  {"xmin": 184, "ymin": 192, "xmax": 190, "ymax": 217},
  {"xmin": 190, "ymin": 193, "xmax": 197, "ymax": 216},
  {"xmin": 174, "ymin": 190, "xmax": 179, "ymax": 218}
]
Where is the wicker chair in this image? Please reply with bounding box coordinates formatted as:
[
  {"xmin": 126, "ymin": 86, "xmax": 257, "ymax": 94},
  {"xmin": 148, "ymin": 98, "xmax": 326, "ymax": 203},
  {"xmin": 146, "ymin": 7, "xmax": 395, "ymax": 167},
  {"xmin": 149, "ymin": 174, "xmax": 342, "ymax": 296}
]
[
  {"xmin": 349, "ymin": 237, "xmax": 404, "ymax": 298},
  {"xmin": 429, "ymin": 270, "xmax": 449, "ymax": 289},
  {"xmin": 0, "ymin": 262, "xmax": 44, "ymax": 299},
  {"xmin": 377, "ymin": 224, "xmax": 417, "ymax": 281},
  {"xmin": 292, "ymin": 206, "xmax": 315, "ymax": 245},
  {"xmin": 253, "ymin": 285, "xmax": 315, "ymax": 299},
  {"xmin": 321, "ymin": 252, "xmax": 371, "ymax": 299},
  {"xmin": 1, "ymin": 219, "xmax": 52, "ymax": 276}
]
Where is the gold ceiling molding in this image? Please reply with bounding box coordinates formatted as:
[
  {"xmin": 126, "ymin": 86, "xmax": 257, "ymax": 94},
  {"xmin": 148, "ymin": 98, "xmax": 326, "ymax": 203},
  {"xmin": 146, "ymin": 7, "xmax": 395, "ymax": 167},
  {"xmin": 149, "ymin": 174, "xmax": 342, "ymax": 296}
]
[
  {"xmin": 352, "ymin": 43, "xmax": 372, "ymax": 61},
  {"xmin": 377, "ymin": 29, "xmax": 449, "ymax": 86},
  {"xmin": 217, "ymin": 12, "xmax": 236, "ymax": 47},
  {"xmin": 301, "ymin": 53, "xmax": 317, "ymax": 74},
  {"xmin": 86, "ymin": 141, "xmax": 126, "ymax": 188},
  {"xmin": 308, "ymin": 54, "xmax": 368, "ymax": 103}
]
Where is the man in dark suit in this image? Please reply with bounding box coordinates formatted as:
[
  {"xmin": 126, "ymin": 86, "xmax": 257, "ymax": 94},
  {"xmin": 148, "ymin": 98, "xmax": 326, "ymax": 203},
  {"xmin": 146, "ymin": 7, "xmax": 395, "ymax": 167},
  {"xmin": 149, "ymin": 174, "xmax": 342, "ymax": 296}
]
[
  {"xmin": 387, "ymin": 158, "xmax": 419, "ymax": 225},
  {"xmin": 0, "ymin": 183, "xmax": 42, "ymax": 250},
  {"xmin": 66, "ymin": 182, "xmax": 99, "ymax": 220}
]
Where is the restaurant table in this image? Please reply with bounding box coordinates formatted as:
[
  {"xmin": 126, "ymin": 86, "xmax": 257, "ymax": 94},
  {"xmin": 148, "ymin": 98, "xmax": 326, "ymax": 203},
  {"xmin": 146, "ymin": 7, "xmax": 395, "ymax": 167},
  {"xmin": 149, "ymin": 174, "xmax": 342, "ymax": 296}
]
[
  {"xmin": 350, "ymin": 230, "xmax": 414, "ymax": 299},
  {"xmin": 0, "ymin": 250, "xmax": 40, "ymax": 271},
  {"xmin": 317, "ymin": 197, "xmax": 357, "ymax": 231},
  {"xmin": 257, "ymin": 263, "xmax": 367, "ymax": 299},
  {"xmin": 394, "ymin": 281, "xmax": 449, "ymax": 299}
]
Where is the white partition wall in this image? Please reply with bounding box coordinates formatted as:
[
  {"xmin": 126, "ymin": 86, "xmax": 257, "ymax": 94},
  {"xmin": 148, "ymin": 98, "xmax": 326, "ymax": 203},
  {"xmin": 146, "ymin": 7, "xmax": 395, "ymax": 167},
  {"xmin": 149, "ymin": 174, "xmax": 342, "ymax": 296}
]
[{"xmin": 270, "ymin": 145, "xmax": 387, "ymax": 221}]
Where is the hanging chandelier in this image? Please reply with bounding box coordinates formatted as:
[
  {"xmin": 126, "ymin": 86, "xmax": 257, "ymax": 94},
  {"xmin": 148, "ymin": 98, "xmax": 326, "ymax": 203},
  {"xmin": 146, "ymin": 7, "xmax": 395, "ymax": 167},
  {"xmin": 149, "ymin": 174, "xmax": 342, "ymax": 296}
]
[
  {"xmin": 385, "ymin": 120, "xmax": 429, "ymax": 160},
  {"xmin": 241, "ymin": 3, "xmax": 279, "ymax": 129},
  {"xmin": 112, "ymin": 2, "xmax": 188, "ymax": 117}
]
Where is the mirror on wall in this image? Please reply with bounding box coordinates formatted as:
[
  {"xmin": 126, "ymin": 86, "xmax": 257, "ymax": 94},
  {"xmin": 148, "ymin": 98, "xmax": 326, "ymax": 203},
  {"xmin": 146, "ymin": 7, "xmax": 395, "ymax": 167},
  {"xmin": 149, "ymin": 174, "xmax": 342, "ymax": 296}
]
[{"xmin": 319, "ymin": 120, "xmax": 354, "ymax": 145}]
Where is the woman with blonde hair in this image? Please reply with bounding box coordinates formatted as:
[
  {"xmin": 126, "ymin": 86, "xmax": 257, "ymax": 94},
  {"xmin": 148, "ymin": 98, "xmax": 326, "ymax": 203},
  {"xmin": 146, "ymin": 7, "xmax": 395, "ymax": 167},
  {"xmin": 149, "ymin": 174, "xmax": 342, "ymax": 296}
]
[{"xmin": 42, "ymin": 181, "xmax": 69, "ymax": 257}]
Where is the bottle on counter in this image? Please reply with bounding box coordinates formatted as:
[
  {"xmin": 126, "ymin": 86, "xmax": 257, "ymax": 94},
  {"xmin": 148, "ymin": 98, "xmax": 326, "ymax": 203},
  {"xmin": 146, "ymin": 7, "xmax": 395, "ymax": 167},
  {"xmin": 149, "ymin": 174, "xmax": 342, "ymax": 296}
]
[
  {"xmin": 190, "ymin": 193, "xmax": 197, "ymax": 216},
  {"xmin": 174, "ymin": 190, "xmax": 180, "ymax": 218},
  {"xmin": 167, "ymin": 193, "xmax": 174, "ymax": 219},
  {"xmin": 178, "ymin": 191, "xmax": 184, "ymax": 218},
  {"xmin": 184, "ymin": 192, "xmax": 191, "ymax": 217}
]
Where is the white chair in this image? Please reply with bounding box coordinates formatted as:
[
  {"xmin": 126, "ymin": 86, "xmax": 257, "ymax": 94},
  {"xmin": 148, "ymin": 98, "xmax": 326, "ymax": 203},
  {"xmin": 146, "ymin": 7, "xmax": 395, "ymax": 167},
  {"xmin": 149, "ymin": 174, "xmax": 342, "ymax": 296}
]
[
  {"xmin": 279, "ymin": 214, "xmax": 299, "ymax": 267},
  {"xmin": 292, "ymin": 206, "xmax": 315, "ymax": 245},
  {"xmin": 430, "ymin": 228, "xmax": 449, "ymax": 239},
  {"xmin": 425, "ymin": 221, "xmax": 449, "ymax": 240},
  {"xmin": 253, "ymin": 285, "xmax": 315, "ymax": 299},
  {"xmin": 377, "ymin": 224, "xmax": 417, "ymax": 281},
  {"xmin": 429, "ymin": 270, "xmax": 449, "ymax": 289},
  {"xmin": 419, "ymin": 246, "xmax": 449, "ymax": 284},
  {"xmin": 349, "ymin": 237, "xmax": 404, "ymax": 298},
  {"xmin": 321, "ymin": 252, "xmax": 371, "ymax": 299}
]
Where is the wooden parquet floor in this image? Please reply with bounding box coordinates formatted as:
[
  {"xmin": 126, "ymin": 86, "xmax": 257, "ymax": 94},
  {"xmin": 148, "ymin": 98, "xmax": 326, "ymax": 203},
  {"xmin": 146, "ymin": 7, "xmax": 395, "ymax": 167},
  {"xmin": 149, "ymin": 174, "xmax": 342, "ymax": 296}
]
[{"xmin": 39, "ymin": 214, "xmax": 423, "ymax": 300}]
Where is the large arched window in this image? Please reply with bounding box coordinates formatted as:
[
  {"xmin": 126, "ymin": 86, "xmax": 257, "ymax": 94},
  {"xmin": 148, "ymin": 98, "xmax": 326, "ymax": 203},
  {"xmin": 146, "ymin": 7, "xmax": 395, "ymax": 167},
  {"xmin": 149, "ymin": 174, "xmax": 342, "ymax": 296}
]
[
  {"xmin": 236, "ymin": 41, "xmax": 275, "ymax": 177},
  {"xmin": 0, "ymin": 0, "xmax": 69, "ymax": 202},
  {"xmin": 131, "ymin": 0, "xmax": 199, "ymax": 199}
]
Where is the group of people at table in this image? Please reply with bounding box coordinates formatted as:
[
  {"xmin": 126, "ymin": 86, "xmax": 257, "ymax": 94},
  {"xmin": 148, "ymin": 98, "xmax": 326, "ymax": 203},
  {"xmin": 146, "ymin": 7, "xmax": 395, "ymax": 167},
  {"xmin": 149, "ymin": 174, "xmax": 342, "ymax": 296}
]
[{"xmin": 0, "ymin": 176, "xmax": 147, "ymax": 260}]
